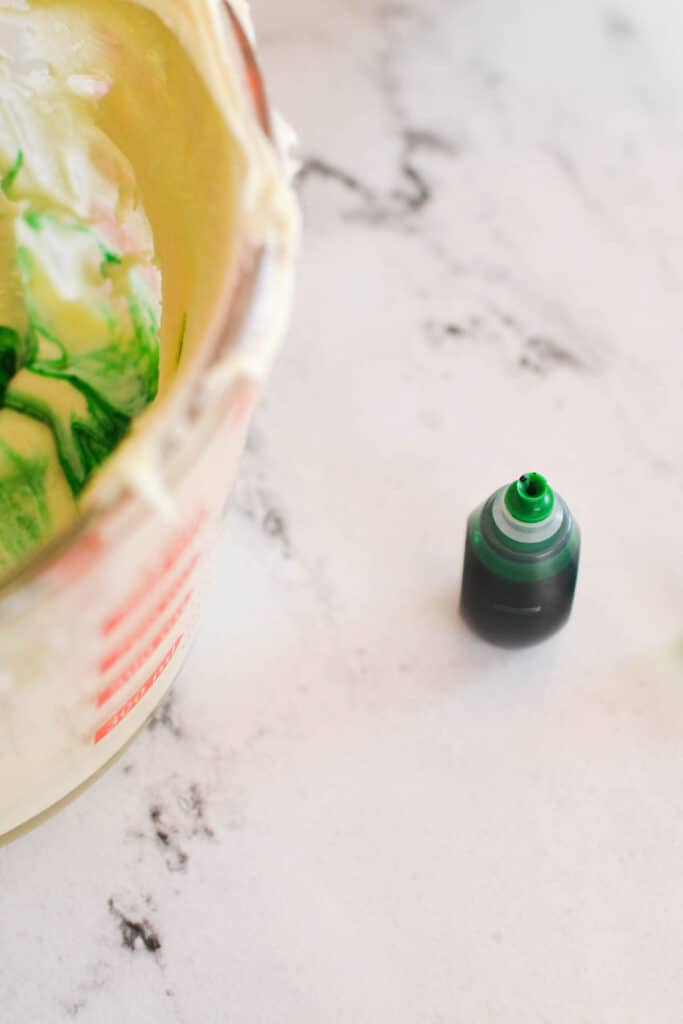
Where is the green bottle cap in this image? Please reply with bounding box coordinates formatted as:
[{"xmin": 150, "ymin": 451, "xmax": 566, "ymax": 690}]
[{"xmin": 504, "ymin": 473, "xmax": 555, "ymax": 524}]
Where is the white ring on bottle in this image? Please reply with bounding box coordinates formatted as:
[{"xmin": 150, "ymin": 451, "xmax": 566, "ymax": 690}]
[{"xmin": 491, "ymin": 488, "xmax": 565, "ymax": 545}]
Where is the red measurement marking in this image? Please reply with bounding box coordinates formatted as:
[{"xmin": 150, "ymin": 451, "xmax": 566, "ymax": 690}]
[
  {"xmin": 102, "ymin": 507, "xmax": 206, "ymax": 637},
  {"xmin": 96, "ymin": 590, "xmax": 193, "ymax": 709},
  {"xmin": 53, "ymin": 530, "xmax": 105, "ymax": 586},
  {"xmin": 93, "ymin": 635, "xmax": 183, "ymax": 745},
  {"xmin": 99, "ymin": 553, "xmax": 200, "ymax": 676},
  {"xmin": 231, "ymin": 379, "xmax": 257, "ymax": 426}
]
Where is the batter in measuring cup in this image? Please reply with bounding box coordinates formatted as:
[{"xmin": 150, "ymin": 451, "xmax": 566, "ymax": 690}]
[{"xmin": 0, "ymin": 0, "xmax": 242, "ymax": 575}]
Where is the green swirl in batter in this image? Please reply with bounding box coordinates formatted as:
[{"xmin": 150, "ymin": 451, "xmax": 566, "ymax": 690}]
[
  {"xmin": 0, "ymin": 150, "xmax": 160, "ymax": 572},
  {"xmin": 0, "ymin": 0, "xmax": 247, "ymax": 578}
]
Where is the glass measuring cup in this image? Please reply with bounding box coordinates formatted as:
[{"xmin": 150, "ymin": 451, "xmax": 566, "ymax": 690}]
[{"xmin": 0, "ymin": 1, "xmax": 296, "ymax": 839}]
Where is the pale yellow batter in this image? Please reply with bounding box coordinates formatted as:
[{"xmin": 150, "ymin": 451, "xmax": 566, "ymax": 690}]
[{"xmin": 0, "ymin": 0, "xmax": 242, "ymax": 574}]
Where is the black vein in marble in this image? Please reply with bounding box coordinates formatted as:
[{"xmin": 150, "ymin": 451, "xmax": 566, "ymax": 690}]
[
  {"xmin": 150, "ymin": 805, "xmax": 189, "ymax": 873},
  {"xmin": 235, "ymin": 473, "xmax": 292, "ymax": 557},
  {"xmin": 393, "ymin": 130, "xmax": 458, "ymax": 213},
  {"xmin": 108, "ymin": 899, "xmax": 161, "ymax": 954},
  {"xmin": 145, "ymin": 783, "xmax": 215, "ymax": 873},
  {"xmin": 148, "ymin": 688, "xmax": 183, "ymax": 739},
  {"xmin": 519, "ymin": 336, "xmax": 586, "ymax": 375},
  {"xmin": 184, "ymin": 782, "xmax": 215, "ymax": 839},
  {"xmin": 61, "ymin": 960, "xmax": 111, "ymax": 1018},
  {"xmin": 298, "ymin": 158, "xmax": 375, "ymax": 205},
  {"xmin": 298, "ymin": 127, "xmax": 457, "ymax": 223},
  {"xmin": 262, "ymin": 503, "xmax": 290, "ymax": 551},
  {"xmin": 425, "ymin": 313, "xmax": 486, "ymax": 347}
]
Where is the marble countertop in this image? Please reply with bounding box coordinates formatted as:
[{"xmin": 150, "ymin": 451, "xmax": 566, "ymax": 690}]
[{"xmin": 2, "ymin": 0, "xmax": 683, "ymax": 1020}]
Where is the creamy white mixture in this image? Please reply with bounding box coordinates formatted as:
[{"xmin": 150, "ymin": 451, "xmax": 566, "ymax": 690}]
[{"xmin": 0, "ymin": 0, "xmax": 297, "ymax": 577}]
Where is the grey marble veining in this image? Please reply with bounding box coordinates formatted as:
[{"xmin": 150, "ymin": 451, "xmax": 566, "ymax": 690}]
[{"xmin": 1, "ymin": 0, "xmax": 682, "ymax": 1021}]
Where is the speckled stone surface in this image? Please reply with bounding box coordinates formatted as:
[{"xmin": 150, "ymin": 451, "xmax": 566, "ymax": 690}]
[{"xmin": 1, "ymin": 0, "xmax": 682, "ymax": 1020}]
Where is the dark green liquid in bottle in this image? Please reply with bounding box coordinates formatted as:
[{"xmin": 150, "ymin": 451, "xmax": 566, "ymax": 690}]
[{"xmin": 460, "ymin": 474, "xmax": 580, "ymax": 648}]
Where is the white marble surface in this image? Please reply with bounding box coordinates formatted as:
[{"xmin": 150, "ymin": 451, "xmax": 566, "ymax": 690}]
[{"xmin": 2, "ymin": 0, "xmax": 683, "ymax": 1019}]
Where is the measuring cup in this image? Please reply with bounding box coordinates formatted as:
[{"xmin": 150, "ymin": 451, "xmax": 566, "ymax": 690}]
[{"xmin": 0, "ymin": 1, "xmax": 297, "ymax": 839}]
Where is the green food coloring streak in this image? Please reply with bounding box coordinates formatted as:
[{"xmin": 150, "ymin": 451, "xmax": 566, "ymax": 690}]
[
  {"xmin": 0, "ymin": 152, "xmax": 161, "ymax": 565},
  {"xmin": 0, "ymin": 442, "xmax": 49, "ymax": 570},
  {"xmin": 1, "ymin": 150, "xmax": 24, "ymax": 197},
  {"xmin": 176, "ymin": 313, "xmax": 188, "ymax": 368}
]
